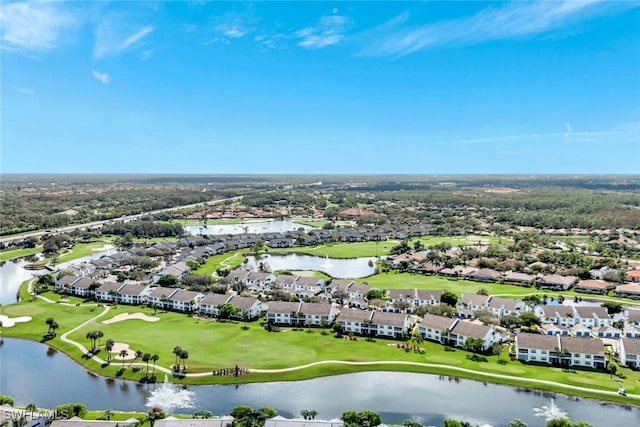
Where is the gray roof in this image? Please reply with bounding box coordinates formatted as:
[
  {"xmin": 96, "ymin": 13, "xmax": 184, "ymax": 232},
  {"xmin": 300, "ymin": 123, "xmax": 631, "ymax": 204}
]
[
  {"xmin": 574, "ymin": 306, "xmax": 611, "ymax": 320},
  {"xmin": 450, "ymin": 320, "xmax": 492, "ymax": 339},
  {"xmin": 300, "ymin": 302, "xmax": 333, "ymax": 316},
  {"xmin": 96, "ymin": 281, "xmax": 123, "ymax": 293},
  {"xmin": 169, "ymin": 289, "xmax": 203, "ymax": 302},
  {"xmin": 267, "ymin": 301, "xmax": 301, "ymax": 314},
  {"xmin": 488, "ymin": 296, "xmax": 519, "ymax": 311},
  {"xmin": 72, "ymin": 277, "xmax": 95, "ymax": 289},
  {"xmin": 118, "ymin": 283, "xmax": 148, "ymax": 296},
  {"xmin": 200, "ymin": 293, "xmax": 232, "ymax": 306},
  {"xmin": 415, "ymin": 289, "xmax": 444, "ymax": 300},
  {"xmin": 560, "ymin": 337, "xmax": 604, "ymax": 356},
  {"xmin": 371, "ymin": 311, "xmax": 408, "ymax": 328},
  {"xmin": 504, "ymin": 272, "xmax": 536, "ymax": 283},
  {"xmin": 622, "ymin": 338, "xmax": 640, "ymax": 355},
  {"xmin": 149, "ymin": 286, "xmax": 178, "ymax": 299},
  {"xmin": 337, "ymin": 308, "xmax": 373, "ymax": 323},
  {"xmin": 541, "ymin": 305, "xmax": 575, "ymax": 318},
  {"xmin": 420, "ymin": 313, "xmax": 457, "ymax": 331},
  {"xmin": 460, "ymin": 293, "xmax": 490, "ymax": 307},
  {"xmin": 517, "ymin": 332, "xmax": 560, "ymax": 351},
  {"xmin": 230, "ymin": 296, "xmax": 260, "ymax": 311}
]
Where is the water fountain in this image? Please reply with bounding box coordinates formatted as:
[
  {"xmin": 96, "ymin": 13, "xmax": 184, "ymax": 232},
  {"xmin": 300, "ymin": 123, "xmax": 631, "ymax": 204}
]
[
  {"xmin": 145, "ymin": 375, "xmax": 195, "ymax": 413},
  {"xmin": 320, "ymin": 256, "xmax": 334, "ymax": 269},
  {"xmin": 533, "ymin": 399, "xmax": 568, "ymax": 421}
]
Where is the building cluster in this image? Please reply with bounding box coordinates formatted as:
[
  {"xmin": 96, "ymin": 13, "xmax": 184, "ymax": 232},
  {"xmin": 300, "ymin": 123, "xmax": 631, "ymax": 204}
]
[{"xmin": 388, "ymin": 253, "xmax": 640, "ymax": 298}]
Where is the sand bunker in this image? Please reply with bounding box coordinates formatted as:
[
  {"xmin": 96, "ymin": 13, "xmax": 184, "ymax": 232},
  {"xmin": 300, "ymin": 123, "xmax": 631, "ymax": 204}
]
[
  {"xmin": 111, "ymin": 342, "xmax": 136, "ymax": 360},
  {"xmin": 102, "ymin": 312, "xmax": 160, "ymax": 324},
  {"xmin": 0, "ymin": 314, "xmax": 32, "ymax": 327},
  {"xmin": 92, "ymin": 244, "xmax": 114, "ymax": 252}
]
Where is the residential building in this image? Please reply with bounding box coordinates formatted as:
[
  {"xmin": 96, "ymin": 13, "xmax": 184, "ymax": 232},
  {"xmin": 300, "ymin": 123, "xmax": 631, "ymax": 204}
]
[
  {"xmin": 449, "ymin": 320, "xmax": 500, "ymax": 351},
  {"xmin": 617, "ymin": 338, "xmax": 640, "ymax": 368},
  {"xmin": 418, "ymin": 314, "xmax": 457, "ymax": 344},
  {"xmin": 299, "ymin": 302, "xmax": 338, "ymax": 326},
  {"xmin": 336, "ymin": 309, "xmax": 374, "ymax": 335},
  {"xmin": 573, "ymin": 306, "xmax": 613, "ymax": 328},
  {"xmin": 515, "ymin": 333, "xmax": 560, "ymax": 364},
  {"xmin": 199, "ymin": 293, "xmax": 233, "ymax": 316},
  {"xmin": 266, "ymin": 301, "xmax": 302, "ymax": 325},
  {"xmin": 538, "ymin": 274, "xmax": 577, "ymax": 291},
  {"xmin": 117, "ymin": 283, "xmax": 149, "ymax": 305},
  {"xmin": 575, "ymin": 279, "xmax": 611, "ymax": 294},
  {"xmin": 229, "ymin": 296, "xmax": 264, "ymax": 320},
  {"xmin": 168, "ymin": 289, "xmax": 204, "ymax": 312},
  {"xmin": 369, "ymin": 311, "xmax": 411, "ymax": 338},
  {"xmin": 559, "ymin": 336, "xmax": 606, "ymax": 369}
]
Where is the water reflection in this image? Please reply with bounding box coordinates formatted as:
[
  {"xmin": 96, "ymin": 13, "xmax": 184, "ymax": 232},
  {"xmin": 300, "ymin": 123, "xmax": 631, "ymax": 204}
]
[
  {"xmin": 245, "ymin": 254, "xmax": 377, "ymax": 279},
  {"xmin": 185, "ymin": 220, "xmax": 312, "ymax": 236}
]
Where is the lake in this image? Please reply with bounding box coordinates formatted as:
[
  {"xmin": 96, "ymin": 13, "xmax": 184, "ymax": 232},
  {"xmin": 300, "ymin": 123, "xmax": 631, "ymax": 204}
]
[
  {"xmin": 185, "ymin": 220, "xmax": 313, "ymax": 236},
  {"xmin": 244, "ymin": 254, "xmax": 377, "ymax": 279},
  {"xmin": 0, "ymin": 338, "xmax": 638, "ymax": 426}
]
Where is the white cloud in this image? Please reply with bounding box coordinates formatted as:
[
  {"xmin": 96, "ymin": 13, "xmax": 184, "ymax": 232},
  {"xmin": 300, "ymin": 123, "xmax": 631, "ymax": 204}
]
[
  {"xmin": 296, "ymin": 13, "xmax": 350, "ymax": 49},
  {"xmin": 16, "ymin": 87, "xmax": 35, "ymax": 97},
  {"xmin": 565, "ymin": 123, "xmax": 573, "ymax": 133},
  {"xmin": 92, "ymin": 70, "xmax": 110, "ymax": 84},
  {"xmin": 94, "ymin": 22, "xmax": 156, "ymax": 59},
  {"xmin": 215, "ymin": 23, "xmax": 249, "ymax": 38},
  {"xmin": 361, "ymin": 0, "xmax": 638, "ymax": 56},
  {"xmin": 0, "ymin": 1, "xmax": 76, "ymax": 54}
]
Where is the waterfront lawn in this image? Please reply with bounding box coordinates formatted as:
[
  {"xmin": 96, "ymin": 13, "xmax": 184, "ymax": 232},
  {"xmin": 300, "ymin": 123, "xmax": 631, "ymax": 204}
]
[
  {"xmin": 0, "ymin": 299, "xmax": 104, "ymax": 343},
  {"xmin": 269, "ymin": 241, "xmax": 398, "ymax": 258},
  {"xmin": 0, "ymin": 246, "xmax": 43, "ymax": 262},
  {"xmin": 292, "ymin": 219, "xmax": 328, "ymax": 228},
  {"xmin": 365, "ymin": 272, "xmax": 536, "ymax": 296},
  {"xmin": 56, "ymin": 241, "xmax": 113, "ymax": 263},
  {"xmin": 64, "ymin": 305, "xmax": 640, "ymax": 398}
]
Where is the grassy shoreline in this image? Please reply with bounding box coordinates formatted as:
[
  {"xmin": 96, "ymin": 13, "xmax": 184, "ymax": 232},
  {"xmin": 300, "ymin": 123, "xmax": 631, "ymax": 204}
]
[{"xmin": 3, "ymin": 280, "xmax": 640, "ymax": 406}]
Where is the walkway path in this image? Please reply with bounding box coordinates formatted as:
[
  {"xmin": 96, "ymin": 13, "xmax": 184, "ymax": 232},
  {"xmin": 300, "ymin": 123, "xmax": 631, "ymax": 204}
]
[{"xmin": 249, "ymin": 359, "xmax": 640, "ymax": 401}]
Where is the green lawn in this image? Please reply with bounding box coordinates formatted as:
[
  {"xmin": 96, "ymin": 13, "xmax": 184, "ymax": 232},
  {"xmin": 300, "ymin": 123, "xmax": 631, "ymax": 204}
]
[
  {"xmin": 193, "ymin": 251, "xmax": 247, "ymax": 275},
  {"xmin": 364, "ymin": 272, "xmax": 536, "ymax": 295},
  {"xmin": 292, "ymin": 219, "xmax": 329, "ymax": 228},
  {"xmin": 0, "ymin": 246, "xmax": 43, "ymax": 262},
  {"xmin": 409, "ymin": 235, "xmax": 507, "ymax": 247},
  {"xmin": 3, "ymin": 294, "xmax": 640, "ymax": 403},
  {"xmin": 56, "ymin": 241, "xmax": 114, "ymax": 263},
  {"xmin": 269, "ymin": 241, "xmax": 398, "ymax": 258}
]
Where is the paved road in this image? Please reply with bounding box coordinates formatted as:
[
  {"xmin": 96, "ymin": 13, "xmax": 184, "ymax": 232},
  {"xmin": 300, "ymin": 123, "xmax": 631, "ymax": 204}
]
[{"xmin": 0, "ymin": 196, "xmax": 242, "ymax": 245}]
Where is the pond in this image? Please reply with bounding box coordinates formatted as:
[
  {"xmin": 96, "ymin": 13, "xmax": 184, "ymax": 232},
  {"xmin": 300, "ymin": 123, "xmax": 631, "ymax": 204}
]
[
  {"xmin": 185, "ymin": 220, "xmax": 313, "ymax": 236},
  {"xmin": 244, "ymin": 254, "xmax": 377, "ymax": 279},
  {"xmin": 0, "ymin": 338, "xmax": 638, "ymax": 426}
]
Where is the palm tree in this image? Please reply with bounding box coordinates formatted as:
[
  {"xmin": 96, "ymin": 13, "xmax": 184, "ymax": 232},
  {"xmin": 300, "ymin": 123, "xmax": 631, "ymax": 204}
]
[
  {"xmin": 142, "ymin": 352, "xmax": 151, "ymax": 376},
  {"xmin": 300, "ymin": 409, "xmax": 318, "ymax": 420},
  {"xmin": 151, "ymin": 354, "xmax": 159, "ymax": 376},
  {"xmin": 25, "ymin": 403, "xmax": 37, "ymax": 414},
  {"xmin": 173, "ymin": 346, "xmax": 183, "ymax": 369},
  {"xmin": 86, "ymin": 330, "xmax": 96, "ymax": 351},
  {"xmin": 180, "ymin": 349, "xmax": 189, "ymax": 370},
  {"xmin": 105, "ymin": 339, "xmax": 115, "ymax": 362},
  {"xmin": 50, "ymin": 321, "xmax": 59, "ymax": 337},
  {"xmin": 104, "ymin": 410, "xmax": 114, "ymax": 421},
  {"xmin": 119, "ymin": 349, "xmax": 128, "ymax": 369},
  {"xmin": 95, "ymin": 330, "xmax": 104, "ymax": 348},
  {"xmin": 129, "ymin": 350, "xmax": 143, "ymax": 367},
  {"xmin": 45, "ymin": 317, "xmax": 55, "ymax": 336}
]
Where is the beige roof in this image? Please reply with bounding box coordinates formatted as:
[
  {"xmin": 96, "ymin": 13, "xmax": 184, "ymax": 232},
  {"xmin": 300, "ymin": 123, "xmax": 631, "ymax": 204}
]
[
  {"xmin": 504, "ymin": 272, "xmax": 536, "ymax": 283},
  {"xmin": 415, "ymin": 289, "xmax": 444, "ymax": 300},
  {"xmin": 148, "ymin": 286, "xmax": 178, "ymax": 299},
  {"xmin": 517, "ymin": 332, "xmax": 560, "ymax": 351},
  {"xmin": 576, "ymin": 280, "xmax": 610, "ymax": 290},
  {"xmin": 460, "ymin": 293, "xmax": 490, "ymax": 307},
  {"xmin": 118, "ymin": 283, "xmax": 148, "ymax": 296},
  {"xmin": 540, "ymin": 274, "xmax": 577, "ymax": 286},
  {"xmin": 616, "ymin": 283, "xmax": 640, "ymax": 294},
  {"xmin": 96, "ymin": 281, "xmax": 123, "ymax": 293},
  {"xmin": 387, "ymin": 289, "xmax": 415, "ymax": 300},
  {"xmin": 541, "ymin": 305, "xmax": 575, "ymax": 318}
]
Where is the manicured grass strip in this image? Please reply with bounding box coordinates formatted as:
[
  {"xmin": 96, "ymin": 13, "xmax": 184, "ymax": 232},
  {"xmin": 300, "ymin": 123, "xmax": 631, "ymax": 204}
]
[
  {"xmin": 0, "ymin": 246, "xmax": 43, "ymax": 262},
  {"xmin": 269, "ymin": 241, "xmax": 398, "ymax": 258},
  {"xmin": 410, "ymin": 235, "xmax": 507, "ymax": 247},
  {"xmin": 292, "ymin": 219, "xmax": 328, "ymax": 228},
  {"xmin": 194, "ymin": 251, "xmax": 247, "ymax": 275}
]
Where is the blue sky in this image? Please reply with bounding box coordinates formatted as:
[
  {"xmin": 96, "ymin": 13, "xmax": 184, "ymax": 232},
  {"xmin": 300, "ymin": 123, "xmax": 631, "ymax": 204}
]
[{"xmin": 1, "ymin": 0, "xmax": 639, "ymax": 174}]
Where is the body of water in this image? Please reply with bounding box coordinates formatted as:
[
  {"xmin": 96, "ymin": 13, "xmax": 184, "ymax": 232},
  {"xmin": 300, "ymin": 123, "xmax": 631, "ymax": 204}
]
[
  {"xmin": 244, "ymin": 254, "xmax": 377, "ymax": 279},
  {"xmin": 185, "ymin": 220, "xmax": 312, "ymax": 236},
  {"xmin": 0, "ymin": 339, "xmax": 638, "ymax": 426},
  {"xmin": 0, "ymin": 260, "xmax": 36, "ymax": 305}
]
